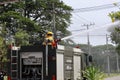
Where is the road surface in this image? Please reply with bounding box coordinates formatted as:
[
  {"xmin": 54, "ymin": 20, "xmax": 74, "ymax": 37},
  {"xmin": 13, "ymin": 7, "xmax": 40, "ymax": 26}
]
[{"xmin": 104, "ymin": 76, "xmax": 120, "ymax": 80}]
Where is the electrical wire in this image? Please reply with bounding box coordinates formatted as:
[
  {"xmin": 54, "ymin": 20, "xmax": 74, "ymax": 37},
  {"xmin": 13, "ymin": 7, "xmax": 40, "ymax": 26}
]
[
  {"xmin": 73, "ymin": 13, "xmax": 90, "ymax": 23},
  {"xmin": 69, "ymin": 13, "xmax": 97, "ymax": 33},
  {"xmin": 70, "ymin": 29, "xmax": 86, "ymax": 32},
  {"xmin": 72, "ymin": 14, "xmax": 87, "ymax": 24},
  {"xmin": 73, "ymin": 34, "xmax": 109, "ymax": 37},
  {"xmin": 72, "ymin": 2, "xmax": 120, "ymax": 12},
  {"xmin": 70, "ymin": 13, "xmax": 97, "ymax": 32}
]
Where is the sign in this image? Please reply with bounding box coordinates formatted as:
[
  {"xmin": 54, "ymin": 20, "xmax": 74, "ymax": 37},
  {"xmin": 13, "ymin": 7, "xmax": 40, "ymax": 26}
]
[{"xmin": 23, "ymin": 58, "xmax": 42, "ymax": 65}]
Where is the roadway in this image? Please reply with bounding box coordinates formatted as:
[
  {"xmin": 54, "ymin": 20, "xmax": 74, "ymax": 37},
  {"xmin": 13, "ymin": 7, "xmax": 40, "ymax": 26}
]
[{"xmin": 104, "ymin": 76, "xmax": 120, "ymax": 80}]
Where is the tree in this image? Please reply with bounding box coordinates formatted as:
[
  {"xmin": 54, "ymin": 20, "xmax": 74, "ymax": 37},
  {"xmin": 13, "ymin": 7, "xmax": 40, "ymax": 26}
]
[
  {"xmin": 0, "ymin": 11, "xmax": 41, "ymax": 45},
  {"xmin": 22, "ymin": 0, "xmax": 72, "ymax": 33},
  {"xmin": 0, "ymin": 0, "xmax": 73, "ymax": 71},
  {"xmin": 15, "ymin": 29, "xmax": 30, "ymax": 46},
  {"xmin": 93, "ymin": 44, "xmax": 117, "ymax": 72},
  {"xmin": 0, "ymin": 36, "xmax": 8, "ymax": 70},
  {"xmin": 109, "ymin": 11, "xmax": 120, "ymax": 54},
  {"xmin": 0, "ymin": 0, "xmax": 72, "ymax": 45},
  {"xmin": 78, "ymin": 44, "xmax": 93, "ymax": 53},
  {"xmin": 79, "ymin": 43, "xmax": 117, "ymax": 72}
]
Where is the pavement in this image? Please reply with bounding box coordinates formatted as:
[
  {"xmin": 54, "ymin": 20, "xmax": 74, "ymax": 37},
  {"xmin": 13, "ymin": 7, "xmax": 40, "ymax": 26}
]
[{"xmin": 104, "ymin": 76, "xmax": 120, "ymax": 80}]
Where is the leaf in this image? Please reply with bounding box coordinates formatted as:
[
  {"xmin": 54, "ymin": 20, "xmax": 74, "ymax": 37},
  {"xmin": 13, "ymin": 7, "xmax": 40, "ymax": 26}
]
[{"xmin": 83, "ymin": 66, "xmax": 105, "ymax": 80}]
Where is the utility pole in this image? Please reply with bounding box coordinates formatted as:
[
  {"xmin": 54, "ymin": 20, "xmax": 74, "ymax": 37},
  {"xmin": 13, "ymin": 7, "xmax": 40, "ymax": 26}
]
[
  {"xmin": 116, "ymin": 52, "xmax": 120, "ymax": 72},
  {"xmin": 82, "ymin": 23, "xmax": 95, "ymax": 55},
  {"xmin": 106, "ymin": 34, "xmax": 110, "ymax": 76},
  {"xmin": 116, "ymin": 32, "xmax": 120, "ymax": 73},
  {"xmin": 114, "ymin": 3, "xmax": 120, "ymax": 73},
  {"xmin": 52, "ymin": 2, "xmax": 57, "ymax": 39}
]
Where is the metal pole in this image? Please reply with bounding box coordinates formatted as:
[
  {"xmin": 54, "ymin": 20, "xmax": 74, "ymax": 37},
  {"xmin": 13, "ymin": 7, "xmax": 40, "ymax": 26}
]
[
  {"xmin": 42, "ymin": 55, "xmax": 43, "ymax": 80},
  {"xmin": 106, "ymin": 34, "xmax": 110, "ymax": 76},
  {"xmin": 107, "ymin": 55, "xmax": 110, "ymax": 75},
  {"xmin": 82, "ymin": 23, "xmax": 94, "ymax": 66},
  {"xmin": 116, "ymin": 32, "xmax": 120, "ymax": 73},
  {"xmin": 20, "ymin": 54, "xmax": 22, "ymax": 80},
  {"xmin": 52, "ymin": 3, "xmax": 56, "ymax": 39},
  {"xmin": 113, "ymin": 6, "xmax": 120, "ymax": 75},
  {"xmin": 82, "ymin": 23, "xmax": 94, "ymax": 55},
  {"xmin": 116, "ymin": 52, "xmax": 120, "ymax": 72},
  {"xmin": 16, "ymin": 49, "xmax": 18, "ymax": 79},
  {"xmin": 86, "ymin": 25, "xmax": 91, "ymax": 66},
  {"xmin": 87, "ymin": 25, "xmax": 90, "ymax": 55},
  {"xmin": 46, "ymin": 44, "xmax": 48, "ymax": 76}
]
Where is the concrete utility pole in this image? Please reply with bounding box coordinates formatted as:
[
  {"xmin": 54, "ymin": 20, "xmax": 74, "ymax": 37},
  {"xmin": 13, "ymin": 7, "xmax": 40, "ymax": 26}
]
[
  {"xmin": 116, "ymin": 32, "xmax": 120, "ymax": 73},
  {"xmin": 113, "ymin": 2, "xmax": 120, "ymax": 73},
  {"xmin": 82, "ymin": 23, "xmax": 95, "ymax": 55},
  {"xmin": 52, "ymin": 3, "xmax": 57, "ymax": 39},
  {"xmin": 106, "ymin": 34, "xmax": 110, "ymax": 76},
  {"xmin": 116, "ymin": 52, "xmax": 120, "ymax": 72}
]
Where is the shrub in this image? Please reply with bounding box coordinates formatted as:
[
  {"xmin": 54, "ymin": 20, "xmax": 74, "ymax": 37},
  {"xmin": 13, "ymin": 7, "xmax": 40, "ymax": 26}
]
[{"xmin": 83, "ymin": 66, "xmax": 105, "ymax": 80}]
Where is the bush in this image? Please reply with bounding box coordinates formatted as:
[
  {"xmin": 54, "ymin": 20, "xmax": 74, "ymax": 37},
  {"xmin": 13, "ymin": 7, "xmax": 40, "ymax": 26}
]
[{"xmin": 83, "ymin": 66, "xmax": 105, "ymax": 80}]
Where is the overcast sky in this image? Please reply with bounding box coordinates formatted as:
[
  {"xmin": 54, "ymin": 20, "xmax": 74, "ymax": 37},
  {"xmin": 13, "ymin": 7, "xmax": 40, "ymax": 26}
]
[{"xmin": 61, "ymin": 0, "xmax": 120, "ymax": 46}]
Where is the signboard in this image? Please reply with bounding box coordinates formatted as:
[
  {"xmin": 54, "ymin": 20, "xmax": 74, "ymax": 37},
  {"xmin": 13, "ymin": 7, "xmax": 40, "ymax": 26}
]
[{"xmin": 23, "ymin": 58, "xmax": 42, "ymax": 65}]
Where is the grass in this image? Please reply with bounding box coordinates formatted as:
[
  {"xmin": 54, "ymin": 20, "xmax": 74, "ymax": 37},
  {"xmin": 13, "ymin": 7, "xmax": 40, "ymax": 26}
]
[{"xmin": 104, "ymin": 73, "xmax": 120, "ymax": 78}]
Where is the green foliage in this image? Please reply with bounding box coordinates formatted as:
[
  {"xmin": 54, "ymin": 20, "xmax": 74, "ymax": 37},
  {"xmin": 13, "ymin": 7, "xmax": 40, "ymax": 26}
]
[
  {"xmin": 22, "ymin": 0, "xmax": 72, "ymax": 34},
  {"xmin": 108, "ymin": 11, "xmax": 120, "ymax": 54},
  {"xmin": 0, "ymin": 11, "xmax": 40, "ymax": 32},
  {"xmin": 0, "ymin": 0, "xmax": 72, "ymax": 45},
  {"xmin": 116, "ymin": 45, "xmax": 120, "ymax": 54},
  {"xmin": 83, "ymin": 66, "xmax": 105, "ymax": 80},
  {"xmin": 15, "ymin": 29, "xmax": 30, "ymax": 46},
  {"xmin": 109, "ymin": 11, "xmax": 120, "ymax": 21},
  {"xmin": 0, "ymin": 11, "xmax": 42, "ymax": 46},
  {"xmin": 0, "ymin": 36, "xmax": 8, "ymax": 63},
  {"xmin": 0, "ymin": 0, "xmax": 73, "ymax": 69},
  {"xmin": 110, "ymin": 31, "xmax": 120, "ymax": 45}
]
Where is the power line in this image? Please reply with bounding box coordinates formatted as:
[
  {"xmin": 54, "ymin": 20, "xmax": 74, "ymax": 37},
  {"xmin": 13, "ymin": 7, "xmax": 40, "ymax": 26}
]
[
  {"xmin": 71, "ymin": 13, "xmax": 96, "ymax": 28},
  {"xmin": 72, "ymin": 14, "xmax": 87, "ymax": 24},
  {"xmin": 72, "ymin": 2, "xmax": 120, "ymax": 12},
  {"xmin": 73, "ymin": 13, "xmax": 91, "ymax": 23},
  {"xmin": 2, "ymin": 0, "xmax": 119, "ymax": 13},
  {"xmin": 70, "ymin": 29, "xmax": 86, "ymax": 32},
  {"xmin": 72, "ymin": 34, "xmax": 109, "ymax": 37}
]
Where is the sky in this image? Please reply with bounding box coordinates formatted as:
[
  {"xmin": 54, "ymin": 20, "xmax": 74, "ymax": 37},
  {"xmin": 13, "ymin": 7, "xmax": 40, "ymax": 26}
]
[{"xmin": 61, "ymin": 0, "xmax": 120, "ymax": 46}]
